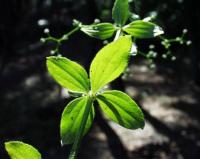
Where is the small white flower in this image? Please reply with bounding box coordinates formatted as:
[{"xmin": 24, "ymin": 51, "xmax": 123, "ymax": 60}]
[
  {"xmin": 37, "ymin": 19, "xmax": 48, "ymax": 26},
  {"xmin": 44, "ymin": 28, "xmax": 50, "ymax": 34},
  {"xmin": 149, "ymin": 45, "xmax": 155, "ymax": 49},
  {"xmin": 162, "ymin": 54, "xmax": 167, "ymax": 59},
  {"xmin": 186, "ymin": 40, "xmax": 192, "ymax": 46},
  {"xmin": 171, "ymin": 56, "xmax": 176, "ymax": 61},
  {"xmin": 50, "ymin": 50, "xmax": 55, "ymax": 55},
  {"xmin": 94, "ymin": 19, "xmax": 100, "ymax": 23},
  {"xmin": 40, "ymin": 38, "xmax": 45, "ymax": 43},
  {"xmin": 183, "ymin": 29, "xmax": 188, "ymax": 34}
]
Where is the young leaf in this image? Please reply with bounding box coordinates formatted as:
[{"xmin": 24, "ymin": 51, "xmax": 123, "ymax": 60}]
[
  {"xmin": 81, "ymin": 23, "xmax": 116, "ymax": 40},
  {"xmin": 90, "ymin": 36, "xmax": 132, "ymax": 93},
  {"xmin": 97, "ymin": 90, "xmax": 144, "ymax": 129},
  {"xmin": 60, "ymin": 96, "xmax": 95, "ymax": 145},
  {"xmin": 123, "ymin": 20, "xmax": 164, "ymax": 38},
  {"xmin": 47, "ymin": 56, "xmax": 89, "ymax": 93},
  {"xmin": 5, "ymin": 141, "xmax": 41, "ymax": 159},
  {"xmin": 112, "ymin": 0, "xmax": 129, "ymax": 26}
]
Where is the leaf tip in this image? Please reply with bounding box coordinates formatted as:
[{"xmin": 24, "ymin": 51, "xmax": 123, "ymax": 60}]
[
  {"xmin": 140, "ymin": 120, "xmax": 145, "ymax": 129},
  {"xmin": 4, "ymin": 141, "xmax": 9, "ymax": 148},
  {"xmin": 138, "ymin": 112, "xmax": 145, "ymax": 129},
  {"xmin": 4, "ymin": 141, "xmax": 16, "ymax": 148}
]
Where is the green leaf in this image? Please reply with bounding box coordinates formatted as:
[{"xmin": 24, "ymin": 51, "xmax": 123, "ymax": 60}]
[
  {"xmin": 5, "ymin": 141, "xmax": 41, "ymax": 159},
  {"xmin": 81, "ymin": 23, "xmax": 116, "ymax": 40},
  {"xmin": 60, "ymin": 96, "xmax": 95, "ymax": 145},
  {"xmin": 123, "ymin": 20, "xmax": 164, "ymax": 39},
  {"xmin": 47, "ymin": 56, "xmax": 89, "ymax": 93},
  {"xmin": 112, "ymin": 0, "xmax": 129, "ymax": 26},
  {"xmin": 68, "ymin": 90, "xmax": 84, "ymax": 98},
  {"xmin": 90, "ymin": 36, "xmax": 132, "ymax": 93},
  {"xmin": 97, "ymin": 90, "xmax": 145, "ymax": 129}
]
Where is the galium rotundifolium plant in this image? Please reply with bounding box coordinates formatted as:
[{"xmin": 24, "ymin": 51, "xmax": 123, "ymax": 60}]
[
  {"xmin": 4, "ymin": 0, "xmax": 191, "ymax": 158},
  {"xmin": 4, "ymin": 36, "xmax": 144, "ymax": 159},
  {"xmin": 41, "ymin": 0, "xmax": 190, "ymax": 66},
  {"xmin": 80, "ymin": 0, "xmax": 190, "ymax": 66},
  {"xmin": 81, "ymin": 0, "xmax": 164, "ymax": 40},
  {"xmin": 47, "ymin": 35, "xmax": 144, "ymax": 158},
  {"xmin": 41, "ymin": 0, "xmax": 164, "ymax": 55}
]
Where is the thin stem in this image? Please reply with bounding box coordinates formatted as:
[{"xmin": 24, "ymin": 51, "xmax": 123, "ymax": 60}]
[
  {"xmin": 45, "ymin": 36, "xmax": 59, "ymax": 42},
  {"xmin": 43, "ymin": 26, "xmax": 81, "ymax": 54},
  {"xmin": 114, "ymin": 29, "xmax": 122, "ymax": 41},
  {"xmin": 56, "ymin": 26, "xmax": 81, "ymax": 43},
  {"xmin": 168, "ymin": 39, "xmax": 179, "ymax": 43},
  {"xmin": 159, "ymin": 35, "xmax": 182, "ymax": 43},
  {"xmin": 159, "ymin": 35, "xmax": 165, "ymax": 40},
  {"xmin": 68, "ymin": 96, "xmax": 94, "ymax": 159},
  {"xmin": 137, "ymin": 51, "xmax": 147, "ymax": 58},
  {"xmin": 65, "ymin": 26, "xmax": 80, "ymax": 39}
]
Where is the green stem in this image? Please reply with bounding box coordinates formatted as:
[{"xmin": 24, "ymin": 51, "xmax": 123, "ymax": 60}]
[
  {"xmin": 43, "ymin": 26, "xmax": 81, "ymax": 54},
  {"xmin": 44, "ymin": 26, "xmax": 80, "ymax": 44},
  {"xmin": 159, "ymin": 35, "xmax": 181, "ymax": 43},
  {"xmin": 58, "ymin": 26, "xmax": 81, "ymax": 43},
  {"xmin": 137, "ymin": 51, "xmax": 147, "ymax": 58},
  {"xmin": 65, "ymin": 26, "xmax": 80, "ymax": 39},
  {"xmin": 68, "ymin": 96, "xmax": 94, "ymax": 159},
  {"xmin": 159, "ymin": 35, "xmax": 165, "ymax": 40},
  {"xmin": 114, "ymin": 29, "xmax": 122, "ymax": 41}
]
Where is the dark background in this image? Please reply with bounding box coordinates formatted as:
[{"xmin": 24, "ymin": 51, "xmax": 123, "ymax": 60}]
[{"xmin": 0, "ymin": 0, "xmax": 200, "ymax": 159}]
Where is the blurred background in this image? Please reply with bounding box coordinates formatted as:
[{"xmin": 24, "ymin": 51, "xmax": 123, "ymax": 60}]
[{"xmin": 0, "ymin": 0, "xmax": 200, "ymax": 159}]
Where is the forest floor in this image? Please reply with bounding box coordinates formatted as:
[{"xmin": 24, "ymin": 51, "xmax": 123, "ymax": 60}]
[{"xmin": 80, "ymin": 62, "xmax": 200, "ymax": 159}]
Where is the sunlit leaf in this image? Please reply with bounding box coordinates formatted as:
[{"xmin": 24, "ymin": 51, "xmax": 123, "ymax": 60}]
[
  {"xmin": 112, "ymin": 0, "xmax": 129, "ymax": 26},
  {"xmin": 5, "ymin": 141, "xmax": 41, "ymax": 159},
  {"xmin": 81, "ymin": 23, "xmax": 116, "ymax": 40},
  {"xmin": 47, "ymin": 56, "xmax": 89, "ymax": 93},
  {"xmin": 123, "ymin": 20, "xmax": 164, "ymax": 38},
  {"xmin": 60, "ymin": 96, "xmax": 95, "ymax": 145},
  {"xmin": 97, "ymin": 90, "xmax": 144, "ymax": 129},
  {"xmin": 90, "ymin": 36, "xmax": 132, "ymax": 93}
]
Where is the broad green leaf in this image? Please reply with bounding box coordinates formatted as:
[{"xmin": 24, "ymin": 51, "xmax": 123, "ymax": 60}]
[
  {"xmin": 47, "ymin": 56, "xmax": 89, "ymax": 93},
  {"xmin": 81, "ymin": 23, "xmax": 116, "ymax": 40},
  {"xmin": 97, "ymin": 90, "xmax": 145, "ymax": 129},
  {"xmin": 123, "ymin": 20, "xmax": 164, "ymax": 39},
  {"xmin": 90, "ymin": 36, "xmax": 132, "ymax": 93},
  {"xmin": 112, "ymin": 0, "xmax": 129, "ymax": 26},
  {"xmin": 5, "ymin": 141, "xmax": 41, "ymax": 159},
  {"xmin": 60, "ymin": 96, "xmax": 95, "ymax": 145}
]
